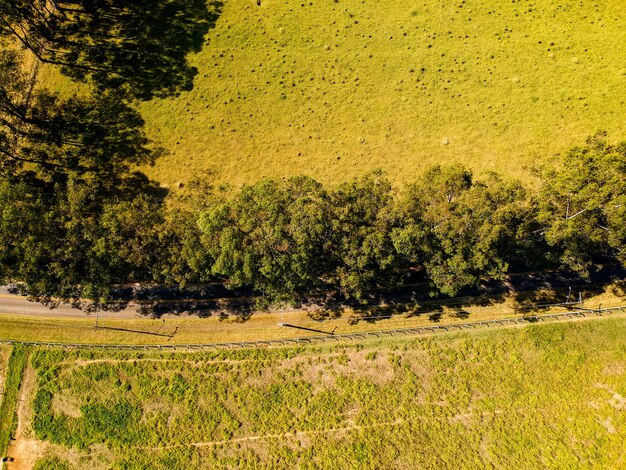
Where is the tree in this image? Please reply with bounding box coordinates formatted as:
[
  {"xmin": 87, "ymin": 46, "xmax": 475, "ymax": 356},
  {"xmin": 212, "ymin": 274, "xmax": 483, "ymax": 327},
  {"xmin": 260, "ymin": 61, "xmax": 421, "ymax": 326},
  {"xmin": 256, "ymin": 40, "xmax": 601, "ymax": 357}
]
[
  {"xmin": 0, "ymin": 48, "xmax": 166, "ymax": 302},
  {"xmin": 198, "ymin": 176, "xmax": 333, "ymax": 306},
  {"xmin": 537, "ymin": 132, "xmax": 626, "ymax": 273},
  {"xmin": 0, "ymin": 169, "xmax": 166, "ymax": 303},
  {"xmin": 0, "ymin": 0, "xmax": 222, "ymax": 99},
  {"xmin": 328, "ymin": 170, "xmax": 402, "ymax": 301},
  {"xmin": 393, "ymin": 165, "xmax": 533, "ymax": 296},
  {"xmin": 156, "ymin": 176, "xmax": 223, "ymax": 287}
]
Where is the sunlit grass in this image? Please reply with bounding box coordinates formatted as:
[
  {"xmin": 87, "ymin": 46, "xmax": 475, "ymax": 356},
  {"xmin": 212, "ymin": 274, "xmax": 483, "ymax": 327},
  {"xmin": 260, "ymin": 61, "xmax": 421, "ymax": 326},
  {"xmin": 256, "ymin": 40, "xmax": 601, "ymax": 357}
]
[
  {"xmin": 36, "ymin": 0, "xmax": 626, "ymax": 188},
  {"xmin": 27, "ymin": 317, "xmax": 626, "ymax": 468}
]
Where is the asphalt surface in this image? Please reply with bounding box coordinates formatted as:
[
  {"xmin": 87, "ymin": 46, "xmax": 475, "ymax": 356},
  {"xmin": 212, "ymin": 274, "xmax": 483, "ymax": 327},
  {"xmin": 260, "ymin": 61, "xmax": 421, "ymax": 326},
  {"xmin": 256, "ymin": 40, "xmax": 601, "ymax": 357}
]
[
  {"xmin": 0, "ymin": 288, "xmax": 139, "ymax": 318},
  {"xmin": 0, "ymin": 265, "xmax": 624, "ymax": 319}
]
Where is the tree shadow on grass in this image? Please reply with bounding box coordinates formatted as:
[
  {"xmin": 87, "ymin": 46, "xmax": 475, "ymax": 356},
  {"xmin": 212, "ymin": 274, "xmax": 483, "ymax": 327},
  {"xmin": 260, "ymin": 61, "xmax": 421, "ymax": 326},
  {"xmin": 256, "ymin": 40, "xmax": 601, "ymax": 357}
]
[
  {"xmin": 305, "ymin": 279, "xmax": 508, "ymax": 326},
  {"xmin": 337, "ymin": 265, "xmax": 626, "ymax": 325},
  {"xmin": 45, "ymin": 0, "xmax": 224, "ymax": 100}
]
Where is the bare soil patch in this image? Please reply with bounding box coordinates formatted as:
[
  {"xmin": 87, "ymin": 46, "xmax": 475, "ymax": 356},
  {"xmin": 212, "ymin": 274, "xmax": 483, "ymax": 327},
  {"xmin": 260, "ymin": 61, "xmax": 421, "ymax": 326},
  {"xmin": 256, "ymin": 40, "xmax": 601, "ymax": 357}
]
[{"xmin": 595, "ymin": 383, "xmax": 626, "ymax": 411}]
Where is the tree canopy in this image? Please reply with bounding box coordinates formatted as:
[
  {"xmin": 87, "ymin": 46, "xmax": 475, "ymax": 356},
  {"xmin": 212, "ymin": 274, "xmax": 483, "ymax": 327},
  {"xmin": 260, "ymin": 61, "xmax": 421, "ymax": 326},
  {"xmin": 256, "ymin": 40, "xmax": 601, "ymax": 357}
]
[
  {"xmin": 0, "ymin": 46, "xmax": 165, "ymax": 302},
  {"xmin": 198, "ymin": 176, "xmax": 332, "ymax": 306},
  {"xmin": 0, "ymin": 1, "xmax": 624, "ymax": 308},
  {"xmin": 0, "ymin": 0, "xmax": 222, "ymax": 99},
  {"xmin": 537, "ymin": 131, "xmax": 626, "ymax": 274}
]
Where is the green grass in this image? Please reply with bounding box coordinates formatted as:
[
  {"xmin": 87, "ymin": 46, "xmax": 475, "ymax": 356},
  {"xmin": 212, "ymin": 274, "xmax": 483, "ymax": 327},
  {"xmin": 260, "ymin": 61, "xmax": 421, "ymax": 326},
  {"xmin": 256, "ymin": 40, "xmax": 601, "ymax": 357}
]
[
  {"xmin": 0, "ymin": 345, "xmax": 28, "ymax": 457},
  {"xmin": 36, "ymin": 0, "xmax": 626, "ymax": 188},
  {"xmin": 25, "ymin": 317, "xmax": 626, "ymax": 468}
]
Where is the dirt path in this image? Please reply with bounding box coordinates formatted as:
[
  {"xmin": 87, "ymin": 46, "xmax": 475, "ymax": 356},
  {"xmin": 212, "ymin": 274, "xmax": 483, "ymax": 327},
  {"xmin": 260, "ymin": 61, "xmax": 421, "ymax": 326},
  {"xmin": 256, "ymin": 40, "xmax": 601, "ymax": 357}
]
[
  {"xmin": 154, "ymin": 418, "xmax": 405, "ymax": 450},
  {"xmin": 7, "ymin": 363, "xmax": 47, "ymax": 470},
  {"xmin": 0, "ymin": 346, "xmax": 11, "ymax": 407}
]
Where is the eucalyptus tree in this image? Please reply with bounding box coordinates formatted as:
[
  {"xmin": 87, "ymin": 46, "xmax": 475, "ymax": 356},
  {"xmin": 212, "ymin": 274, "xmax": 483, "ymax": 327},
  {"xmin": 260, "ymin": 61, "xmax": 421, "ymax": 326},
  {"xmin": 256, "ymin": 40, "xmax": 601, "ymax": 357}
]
[
  {"xmin": 328, "ymin": 170, "xmax": 402, "ymax": 301},
  {"xmin": 537, "ymin": 132, "xmax": 626, "ymax": 273},
  {"xmin": 393, "ymin": 165, "xmax": 534, "ymax": 296},
  {"xmin": 198, "ymin": 176, "xmax": 333, "ymax": 306}
]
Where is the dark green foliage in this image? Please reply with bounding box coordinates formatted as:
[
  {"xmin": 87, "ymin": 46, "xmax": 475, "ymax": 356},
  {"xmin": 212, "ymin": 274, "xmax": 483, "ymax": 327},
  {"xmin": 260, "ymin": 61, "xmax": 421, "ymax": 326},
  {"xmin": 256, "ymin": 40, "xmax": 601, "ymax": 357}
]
[
  {"xmin": 394, "ymin": 165, "xmax": 541, "ymax": 296},
  {"xmin": 0, "ymin": 172, "xmax": 165, "ymax": 302},
  {"xmin": 198, "ymin": 176, "xmax": 332, "ymax": 305},
  {"xmin": 0, "ymin": 0, "xmax": 222, "ymax": 100},
  {"xmin": 329, "ymin": 170, "xmax": 402, "ymax": 300},
  {"xmin": 537, "ymin": 131, "xmax": 626, "ymax": 274},
  {"xmin": 0, "ymin": 48, "xmax": 166, "ymax": 302}
]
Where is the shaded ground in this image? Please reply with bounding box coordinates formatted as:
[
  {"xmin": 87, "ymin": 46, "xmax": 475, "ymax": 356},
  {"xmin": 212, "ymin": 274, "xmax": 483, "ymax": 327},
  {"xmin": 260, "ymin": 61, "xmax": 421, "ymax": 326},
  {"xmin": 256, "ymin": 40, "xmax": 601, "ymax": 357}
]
[{"xmin": 2, "ymin": 265, "xmax": 624, "ymax": 320}]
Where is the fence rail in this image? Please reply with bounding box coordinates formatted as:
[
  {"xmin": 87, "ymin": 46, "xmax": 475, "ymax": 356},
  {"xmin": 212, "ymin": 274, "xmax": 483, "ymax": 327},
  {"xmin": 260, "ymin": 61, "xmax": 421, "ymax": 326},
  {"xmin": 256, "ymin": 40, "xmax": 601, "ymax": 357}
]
[{"xmin": 0, "ymin": 306, "xmax": 624, "ymax": 351}]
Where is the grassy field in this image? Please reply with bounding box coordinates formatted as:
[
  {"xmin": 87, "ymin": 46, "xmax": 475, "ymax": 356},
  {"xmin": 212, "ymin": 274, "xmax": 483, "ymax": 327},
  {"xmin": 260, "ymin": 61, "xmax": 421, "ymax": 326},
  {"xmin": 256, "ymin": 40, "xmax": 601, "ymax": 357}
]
[
  {"xmin": 4, "ymin": 317, "xmax": 622, "ymax": 469},
  {"xmin": 36, "ymin": 0, "xmax": 626, "ymax": 188}
]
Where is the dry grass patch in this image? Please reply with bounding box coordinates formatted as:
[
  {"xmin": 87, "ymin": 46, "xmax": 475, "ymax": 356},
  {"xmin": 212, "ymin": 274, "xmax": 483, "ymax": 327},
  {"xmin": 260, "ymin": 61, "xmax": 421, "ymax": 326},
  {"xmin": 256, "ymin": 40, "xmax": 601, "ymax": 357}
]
[{"xmin": 50, "ymin": 393, "xmax": 82, "ymax": 420}]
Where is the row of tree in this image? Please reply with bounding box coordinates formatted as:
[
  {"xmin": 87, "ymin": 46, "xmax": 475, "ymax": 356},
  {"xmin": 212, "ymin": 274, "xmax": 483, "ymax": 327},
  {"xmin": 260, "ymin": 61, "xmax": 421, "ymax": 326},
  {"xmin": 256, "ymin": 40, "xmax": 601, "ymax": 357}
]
[
  {"xmin": 0, "ymin": 6, "xmax": 623, "ymax": 307},
  {"xmin": 5, "ymin": 118, "xmax": 622, "ymax": 306},
  {"xmin": 163, "ymin": 137, "xmax": 624, "ymax": 306}
]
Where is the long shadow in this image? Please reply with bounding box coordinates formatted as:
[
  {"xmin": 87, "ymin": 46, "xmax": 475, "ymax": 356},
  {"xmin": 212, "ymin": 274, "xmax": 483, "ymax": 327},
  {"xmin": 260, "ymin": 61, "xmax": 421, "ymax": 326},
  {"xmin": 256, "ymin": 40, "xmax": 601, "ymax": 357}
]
[
  {"xmin": 41, "ymin": 0, "xmax": 224, "ymax": 99},
  {"xmin": 94, "ymin": 284, "xmax": 257, "ymax": 321},
  {"xmin": 300, "ymin": 275, "xmax": 508, "ymax": 325},
  {"xmin": 22, "ymin": 265, "xmax": 625, "ymax": 324},
  {"xmin": 305, "ymin": 265, "xmax": 626, "ymax": 325},
  {"xmin": 508, "ymin": 265, "xmax": 626, "ymax": 309}
]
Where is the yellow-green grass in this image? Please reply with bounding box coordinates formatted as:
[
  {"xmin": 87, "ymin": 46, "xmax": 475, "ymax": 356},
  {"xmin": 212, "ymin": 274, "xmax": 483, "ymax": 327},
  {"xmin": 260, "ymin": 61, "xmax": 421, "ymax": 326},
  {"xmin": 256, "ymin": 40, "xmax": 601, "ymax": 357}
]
[
  {"xmin": 0, "ymin": 288, "xmax": 623, "ymax": 346},
  {"xmin": 23, "ymin": 317, "xmax": 626, "ymax": 468},
  {"xmin": 36, "ymin": 0, "xmax": 626, "ymax": 188}
]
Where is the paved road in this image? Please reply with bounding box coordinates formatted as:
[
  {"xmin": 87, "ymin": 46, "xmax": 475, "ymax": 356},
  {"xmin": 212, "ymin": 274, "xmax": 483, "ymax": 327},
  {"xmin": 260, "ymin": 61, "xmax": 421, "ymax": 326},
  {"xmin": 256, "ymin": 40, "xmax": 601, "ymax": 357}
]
[
  {"xmin": 0, "ymin": 264, "xmax": 624, "ymax": 319},
  {"xmin": 0, "ymin": 288, "xmax": 140, "ymax": 318}
]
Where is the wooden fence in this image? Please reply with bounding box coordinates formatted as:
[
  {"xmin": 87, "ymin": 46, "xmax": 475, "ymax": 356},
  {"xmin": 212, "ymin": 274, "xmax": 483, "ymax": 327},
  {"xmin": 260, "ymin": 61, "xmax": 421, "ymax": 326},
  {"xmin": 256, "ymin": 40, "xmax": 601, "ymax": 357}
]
[{"xmin": 0, "ymin": 306, "xmax": 624, "ymax": 351}]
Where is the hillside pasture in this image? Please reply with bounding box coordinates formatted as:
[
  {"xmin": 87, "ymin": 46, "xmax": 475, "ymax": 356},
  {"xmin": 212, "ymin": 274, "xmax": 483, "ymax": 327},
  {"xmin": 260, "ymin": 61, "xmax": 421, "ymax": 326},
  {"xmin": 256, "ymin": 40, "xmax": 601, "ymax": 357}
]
[{"xmin": 36, "ymin": 0, "xmax": 626, "ymax": 187}]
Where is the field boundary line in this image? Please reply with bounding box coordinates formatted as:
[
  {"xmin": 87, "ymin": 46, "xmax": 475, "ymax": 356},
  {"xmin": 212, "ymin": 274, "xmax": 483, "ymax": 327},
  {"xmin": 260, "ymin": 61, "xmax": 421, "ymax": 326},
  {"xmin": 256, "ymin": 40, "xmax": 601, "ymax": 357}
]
[{"xmin": 0, "ymin": 306, "xmax": 624, "ymax": 351}]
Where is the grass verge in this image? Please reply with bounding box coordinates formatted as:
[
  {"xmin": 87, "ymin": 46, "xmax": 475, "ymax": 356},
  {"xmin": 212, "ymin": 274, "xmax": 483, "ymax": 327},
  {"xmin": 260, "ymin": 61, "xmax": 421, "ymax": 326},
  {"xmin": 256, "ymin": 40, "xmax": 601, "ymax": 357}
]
[{"xmin": 0, "ymin": 288, "xmax": 623, "ymax": 346}]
